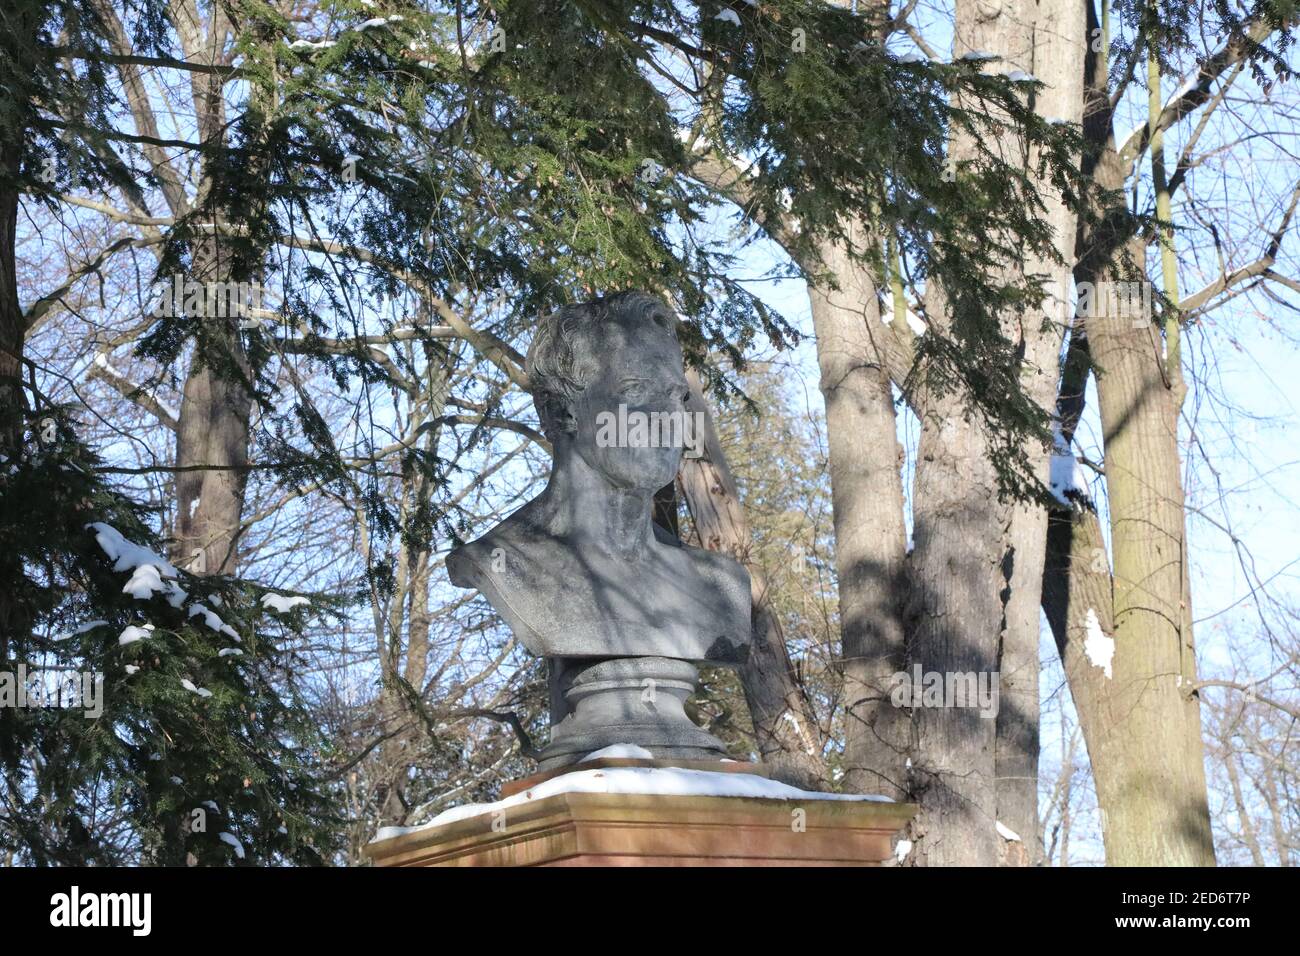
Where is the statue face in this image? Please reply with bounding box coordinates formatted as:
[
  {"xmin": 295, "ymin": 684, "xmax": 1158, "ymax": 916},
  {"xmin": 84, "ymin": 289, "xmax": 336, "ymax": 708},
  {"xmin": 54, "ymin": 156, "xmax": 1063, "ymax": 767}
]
[{"xmin": 570, "ymin": 321, "xmax": 692, "ymax": 492}]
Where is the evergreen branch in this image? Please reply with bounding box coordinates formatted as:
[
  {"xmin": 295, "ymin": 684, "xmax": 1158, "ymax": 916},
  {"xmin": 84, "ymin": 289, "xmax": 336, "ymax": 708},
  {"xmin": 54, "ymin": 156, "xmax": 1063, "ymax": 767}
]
[
  {"xmin": 274, "ymin": 233, "xmax": 530, "ymax": 389},
  {"xmin": 48, "ymin": 46, "xmax": 238, "ymax": 76}
]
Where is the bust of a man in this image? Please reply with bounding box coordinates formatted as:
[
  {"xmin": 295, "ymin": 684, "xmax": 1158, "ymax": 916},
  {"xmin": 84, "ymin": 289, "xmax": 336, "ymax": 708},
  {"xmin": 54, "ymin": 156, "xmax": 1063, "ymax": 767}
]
[{"xmin": 446, "ymin": 292, "xmax": 751, "ymax": 665}]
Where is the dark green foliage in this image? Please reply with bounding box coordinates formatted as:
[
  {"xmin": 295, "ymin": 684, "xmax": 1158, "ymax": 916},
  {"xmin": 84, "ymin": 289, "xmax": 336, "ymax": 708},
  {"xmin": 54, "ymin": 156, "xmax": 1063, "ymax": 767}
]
[{"xmin": 0, "ymin": 404, "xmax": 342, "ymax": 865}]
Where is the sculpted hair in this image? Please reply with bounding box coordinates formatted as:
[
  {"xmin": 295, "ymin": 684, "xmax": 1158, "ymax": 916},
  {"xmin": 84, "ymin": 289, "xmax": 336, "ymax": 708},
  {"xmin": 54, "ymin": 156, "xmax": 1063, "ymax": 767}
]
[{"xmin": 526, "ymin": 292, "xmax": 679, "ymax": 442}]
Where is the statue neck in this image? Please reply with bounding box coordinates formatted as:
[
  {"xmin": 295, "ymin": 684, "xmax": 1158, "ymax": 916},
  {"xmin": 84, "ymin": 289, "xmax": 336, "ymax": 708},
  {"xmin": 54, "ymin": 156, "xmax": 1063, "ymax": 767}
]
[{"xmin": 538, "ymin": 447, "xmax": 654, "ymax": 560}]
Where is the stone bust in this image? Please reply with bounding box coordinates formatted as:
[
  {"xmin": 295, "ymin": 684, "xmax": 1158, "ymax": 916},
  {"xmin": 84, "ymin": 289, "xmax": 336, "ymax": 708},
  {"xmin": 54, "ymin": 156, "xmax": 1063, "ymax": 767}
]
[{"xmin": 446, "ymin": 292, "xmax": 751, "ymax": 665}]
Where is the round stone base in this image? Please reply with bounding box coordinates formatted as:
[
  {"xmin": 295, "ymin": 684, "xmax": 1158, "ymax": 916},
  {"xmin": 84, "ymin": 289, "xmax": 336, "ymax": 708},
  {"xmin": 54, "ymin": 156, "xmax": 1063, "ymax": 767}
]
[{"xmin": 537, "ymin": 656, "xmax": 728, "ymax": 770}]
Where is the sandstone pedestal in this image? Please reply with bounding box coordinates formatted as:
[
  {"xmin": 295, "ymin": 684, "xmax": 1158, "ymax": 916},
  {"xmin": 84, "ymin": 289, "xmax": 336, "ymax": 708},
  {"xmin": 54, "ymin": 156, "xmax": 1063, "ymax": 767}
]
[{"xmin": 366, "ymin": 766, "xmax": 915, "ymax": 867}]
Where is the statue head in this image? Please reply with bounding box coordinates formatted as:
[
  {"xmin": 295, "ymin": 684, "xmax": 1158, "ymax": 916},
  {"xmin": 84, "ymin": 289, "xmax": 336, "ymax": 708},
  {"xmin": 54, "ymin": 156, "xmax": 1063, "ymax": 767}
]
[{"xmin": 527, "ymin": 292, "xmax": 692, "ymax": 493}]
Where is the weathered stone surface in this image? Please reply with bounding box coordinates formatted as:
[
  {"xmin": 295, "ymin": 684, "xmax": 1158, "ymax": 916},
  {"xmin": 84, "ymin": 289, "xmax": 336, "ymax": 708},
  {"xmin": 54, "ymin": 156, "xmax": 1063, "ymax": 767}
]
[
  {"xmin": 445, "ymin": 293, "xmax": 753, "ymax": 763},
  {"xmin": 537, "ymin": 657, "xmax": 728, "ymax": 769}
]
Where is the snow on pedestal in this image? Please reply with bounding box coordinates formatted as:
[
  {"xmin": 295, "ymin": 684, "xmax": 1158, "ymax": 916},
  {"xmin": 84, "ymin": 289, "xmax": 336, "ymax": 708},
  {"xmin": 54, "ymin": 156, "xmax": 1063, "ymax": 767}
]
[
  {"xmin": 366, "ymin": 752, "xmax": 913, "ymax": 867},
  {"xmin": 375, "ymin": 764, "xmax": 894, "ymax": 842}
]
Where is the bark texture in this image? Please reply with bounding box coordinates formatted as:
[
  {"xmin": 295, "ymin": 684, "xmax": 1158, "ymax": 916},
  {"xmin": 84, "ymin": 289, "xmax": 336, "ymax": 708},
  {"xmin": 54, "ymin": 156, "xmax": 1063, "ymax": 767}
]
[{"xmin": 805, "ymin": 227, "xmax": 910, "ymax": 801}]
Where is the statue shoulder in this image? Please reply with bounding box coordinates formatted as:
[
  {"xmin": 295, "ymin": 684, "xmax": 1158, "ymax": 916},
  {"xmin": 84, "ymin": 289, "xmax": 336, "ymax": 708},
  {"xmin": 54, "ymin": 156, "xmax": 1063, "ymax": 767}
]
[
  {"xmin": 446, "ymin": 535, "xmax": 494, "ymax": 589},
  {"xmin": 683, "ymin": 542, "xmax": 752, "ymax": 604},
  {"xmin": 446, "ymin": 513, "xmax": 555, "ymax": 590}
]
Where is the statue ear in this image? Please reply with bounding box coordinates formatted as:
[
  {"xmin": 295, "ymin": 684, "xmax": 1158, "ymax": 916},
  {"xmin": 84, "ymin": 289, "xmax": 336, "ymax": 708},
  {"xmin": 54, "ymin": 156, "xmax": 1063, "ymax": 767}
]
[
  {"xmin": 555, "ymin": 397, "xmax": 579, "ymax": 436},
  {"xmin": 540, "ymin": 391, "xmax": 579, "ymax": 438}
]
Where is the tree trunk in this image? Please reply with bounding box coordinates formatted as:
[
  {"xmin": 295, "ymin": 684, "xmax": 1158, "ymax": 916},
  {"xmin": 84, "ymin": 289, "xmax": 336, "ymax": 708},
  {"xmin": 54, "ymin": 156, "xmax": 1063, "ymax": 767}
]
[
  {"xmin": 905, "ymin": 0, "xmax": 1042, "ymax": 867},
  {"xmin": 173, "ymin": 287, "xmax": 254, "ymax": 576},
  {"xmin": 907, "ymin": 359, "xmax": 1004, "ymax": 866},
  {"xmin": 805, "ymin": 227, "xmax": 910, "ymax": 801},
  {"xmin": 0, "ymin": 153, "xmax": 27, "ymax": 690},
  {"xmin": 0, "ymin": 6, "xmax": 40, "ymax": 657},
  {"xmin": 1039, "ymin": 0, "xmax": 1217, "ymax": 862},
  {"xmin": 1086, "ymin": 255, "xmax": 1214, "ymax": 865},
  {"xmin": 992, "ymin": 0, "xmax": 1087, "ymax": 866}
]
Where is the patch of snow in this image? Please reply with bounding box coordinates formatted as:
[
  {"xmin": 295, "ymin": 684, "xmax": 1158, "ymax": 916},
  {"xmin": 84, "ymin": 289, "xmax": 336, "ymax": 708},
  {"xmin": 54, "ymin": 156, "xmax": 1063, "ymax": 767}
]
[
  {"xmin": 118, "ymin": 625, "xmax": 150, "ymax": 646},
  {"xmin": 897, "ymin": 52, "xmax": 927, "ymax": 64},
  {"xmin": 180, "ymin": 678, "xmax": 213, "ymax": 699},
  {"xmin": 218, "ymin": 832, "xmax": 245, "ymax": 859},
  {"xmin": 125, "ymin": 665, "xmax": 139, "ymax": 675},
  {"xmin": 150, "ymin": 391, "xmax": 180, "ymax": 421},
  {"xmin": 88, "ymin": 522, "xmax": 177, "ymax": 577},
  {"xmin": 583, "ymin": 743, "xmax": 655, "ymax": 761},
  {"xmin": 188, "ymin": 603, "xmax": 240, "ymax": 640},
  {"xmin": 1118, "ymin": 121, "xmax": 1148, "ymax": 151},
  {"xmin": 358, "ymin": 15, "xmax": 403, "ymax": 30},
  {"xmin": 1048, "ymin": 427, "xmax": 1090, "ymax": 505},
  {"xmin": 895, "ymin": 838, "xmax": 913, "ymax": 861},
  {"xmin": 1083, "ymin": 608, "xmax": 1115, "ymax": 679},
  {"xmin": 881, "ymin": 298, "xmax": 927, "ymax": 335},
  {"xmin": 286, "ymin": 38, "xmax": 336, "ymax": 51},
  {"xmin": 261, "ymin": 593, "xmax": 310, "ymax": 614},
  {"xmin": 218, "ymin": 648, "xmax": 243, "ymax": 658},
  {"xmin": 1168, "ymin": 72, "xmax": 1200, "ymax": 105},
  {"xmin": 165, "ymin": 583, "xmax": 188, "ymax": 609},
  {"xmin": 1005, "ymin": 70, "xmax": 1039, "ymax": 83},
  {"xmin": 959, "ymin": 50, "xmax": 999, "ymax": 62},
  {"xmin": 170, "ymin": 776, "xmax": 183, "ymax": 785},
  {"xmin": 122, "ymin": 564, "xmax": 169, "ymax": 600},
  {"xmin": 56, "ymin": 620, "xmax": 107, "ymax": 640},
  {"xmin": 373, "ymin": 766, "xmax": 894, "ymax": 841},
  {"xmin": 714, "ymin": 9, "xmax": 742, "ymax": 26},
  {"xmin": 996, "ymin": 820, "xmax": 1022, "ymax": 842}
]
